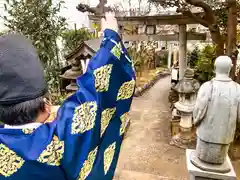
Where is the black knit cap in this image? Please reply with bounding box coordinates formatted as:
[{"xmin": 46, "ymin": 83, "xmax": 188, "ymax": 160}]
[{"xmin": 0, "ymin": 33, "xmax": 47, "ymax": 105}]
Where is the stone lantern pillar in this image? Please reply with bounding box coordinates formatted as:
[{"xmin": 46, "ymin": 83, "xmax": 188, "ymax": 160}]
[
  {"xmin": 170, "ymin": 68, "xmax": 200, "ymax": 148},
  {"xmin": 179, "ymin": 24, "xmax": 187, "ymax": 80}
]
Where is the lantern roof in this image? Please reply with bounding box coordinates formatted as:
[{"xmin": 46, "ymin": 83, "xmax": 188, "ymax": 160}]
[{"xmin": 174, "ymin": 68, "xmax": 200, "ymax": 94}]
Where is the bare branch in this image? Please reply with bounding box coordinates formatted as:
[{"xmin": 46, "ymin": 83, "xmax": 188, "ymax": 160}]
[
  {"xmin": 185, "ymin": 0, "xmax": 216, "ymax": 24},
  {"xmin": 149, "ymin": 0, "xmax": 180, "ymax": 8},
  {"xmin": 181, "ymin": 10, "xmax": 209, "ymax": 27}
]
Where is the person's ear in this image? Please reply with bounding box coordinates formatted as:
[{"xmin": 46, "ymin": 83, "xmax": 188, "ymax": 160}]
[
  {"xmin": 45, "ymin": 103, "xmax": 51, "ymax": 115},
  {"xmin": 42, "ymin": 99, "xmax": 51, "ymax": 114}
]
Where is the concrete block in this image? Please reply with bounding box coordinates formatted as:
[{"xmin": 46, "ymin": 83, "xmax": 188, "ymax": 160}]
[{"xmin": 186, "ymin": 149, "xmax": 236, "ymax": 180}]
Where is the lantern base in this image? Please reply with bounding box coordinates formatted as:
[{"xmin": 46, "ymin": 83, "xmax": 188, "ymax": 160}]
[{"xmin": 170, "ymin": 127, "xmax": 196, "ymax": 149}]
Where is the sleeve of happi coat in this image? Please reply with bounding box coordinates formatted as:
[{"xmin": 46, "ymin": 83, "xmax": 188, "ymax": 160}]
[
  {"xmin": 53, "ymin": 29, "xmax": 136, "ymax": 180},
  {"xmin": 193, "ymin": 82, "xmax": 209, "ymax": 126}
]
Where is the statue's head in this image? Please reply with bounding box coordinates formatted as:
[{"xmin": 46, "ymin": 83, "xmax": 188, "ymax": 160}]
[{"xmin": 215, "ymin": 56, "xmax": 233, "ymax": 75}]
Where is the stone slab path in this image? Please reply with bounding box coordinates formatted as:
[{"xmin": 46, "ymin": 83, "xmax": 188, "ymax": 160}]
[{"xmin": 114, "ymin": 76, "xmax": 240, "ymax": 180}]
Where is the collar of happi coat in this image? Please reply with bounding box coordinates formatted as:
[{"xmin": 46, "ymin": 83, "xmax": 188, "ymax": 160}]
[{"xmin": 4, "ymin": 122, "xmax": 42, "ymax": 129}]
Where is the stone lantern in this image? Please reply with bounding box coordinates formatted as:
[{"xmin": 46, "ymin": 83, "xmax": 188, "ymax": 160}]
[
  {"xmin": 171, "ymin": 68, "xmax": 200, "ymax": 148},
  {"xmin": 60, "ymin": 58, "xmax": 82, "ymax": 91}
]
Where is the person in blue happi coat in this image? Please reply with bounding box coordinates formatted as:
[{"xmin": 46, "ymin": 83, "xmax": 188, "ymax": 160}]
[{"xmin": 0, "ymin": 13, "xmax": 135, "ymax": 180}]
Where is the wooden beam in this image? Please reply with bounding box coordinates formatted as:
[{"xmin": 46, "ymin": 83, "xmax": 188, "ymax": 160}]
[
  {"xmin": 123, "ymin": 32, "xmax": 207, "ymax": 41},
  {"xmin": 89, "ymin": 13, "xmax": 203, "ymax": 25}
]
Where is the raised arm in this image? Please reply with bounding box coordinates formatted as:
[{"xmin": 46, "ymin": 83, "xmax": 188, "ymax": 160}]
[{"xmin": 52, "ymin": 14, "xmax": 135, "ymax": 180}]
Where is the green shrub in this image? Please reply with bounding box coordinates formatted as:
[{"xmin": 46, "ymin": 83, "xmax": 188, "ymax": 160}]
[
  {"xmin": 127, "ymin": 42, "xmax": 151, "ymax": 73},
  {"xmin": 187, "ymin": 46, "xmax": 200, "ymax": 68},
  {"xmin": 61, "ymin": 28, "xmax": 94, "ymax": 55},
  {"xmin": 235, "ymin": 124, "xmax": 240, "ymax": 142},
  {"xmin": 50, "ymin": 92, "xmax": 70, "ymax": 105},
  {"xmin": 193, "ymin": 45, "xmax": 216, "ymax": 84}
]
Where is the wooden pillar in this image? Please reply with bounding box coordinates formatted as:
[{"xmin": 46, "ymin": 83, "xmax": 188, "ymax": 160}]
[
  {"xmin": 168, "ymin": 49, "xmax": 172, "ymax": 69},
  {"xmin": 80, "ymin": 59, "xmax": 85, "ymax": 73},
  {"xmin": 179, "ymin": 24, "xmax": 187, "ymax": 79},
  {"xmin": 173, "ymin": 48, "xmax": 178, "ymax": 66},
  {"xmin": 99, "ymin": 0, "xmax": 105, "ymax": 31},
  {"xmin": 85, "ymin": 58, "xmax": 90, "ymax": 72},
  {"xmin": 158, "ymin": 41, "xmax": 161, "ymax": 48},
  {"xmin": 81, "ymin": 58, "xmax": 90, "ymax": 74}
]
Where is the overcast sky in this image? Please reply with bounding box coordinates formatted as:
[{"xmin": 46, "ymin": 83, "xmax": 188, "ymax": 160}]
[
  {"xmin": 0, "ymin": 0, "xmax": 147, "ymax": 31},
  {"xmin": 0, "ymin": 0, "xmax": 98, "ymax": 31}
]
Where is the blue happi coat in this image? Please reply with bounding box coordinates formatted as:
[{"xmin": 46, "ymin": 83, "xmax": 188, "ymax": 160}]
[{"xmin": 0, "ymin": 29, "xmax": 135, "ymax": 180}]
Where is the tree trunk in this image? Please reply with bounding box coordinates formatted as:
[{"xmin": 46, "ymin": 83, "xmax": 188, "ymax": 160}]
[
  {"xmin": 227, "ymin": 0, "xmax": 237, "ymax": 56},
  {"xmin": 209, "ymin": 27, "xmax": 225, "ymax": 56},
  {"xmin": 181, "ymin": 0, "xmax": 225, "ymax": 56},
  {"xmin": 226, "ymin": 0, "xmax": 237, "ymax": 79}
]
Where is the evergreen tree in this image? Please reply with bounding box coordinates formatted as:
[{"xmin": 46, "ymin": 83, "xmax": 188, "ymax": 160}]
[{"xmin": 3, "ymin": 0, "xmax": 67, "ymax": 93}]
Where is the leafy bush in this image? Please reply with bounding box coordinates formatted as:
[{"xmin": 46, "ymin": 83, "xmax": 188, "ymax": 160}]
[
  {"xmin": 127, "ymin": 42, "xmax": 148, "ymax": 73},
  {"xmin": 193, "ymin": 45, "xmax": 216, "ymax": 84},
  {"xmin": 127, "ymin": 42, "xmax": 156, "ymax": 74},
  {"xmin": 50, "ymin": 92, "xmax": 73, "ymax": 105},
  {"xmin": 61, "ymin": 28, "xmax": 94, "ymax": 55},
  {"xmin": 4, "ymin": 0, "xmax": 67, "ymax": 94},
  {"xmin": 187, "ymin": 46, "xmax": 200, "ymax": 68},
  {"xmin": 235, "ymin": 124, "xmax": 240, "ymax": 142},
  {"xmin": 156, "ymin": 49, "xmax": 168, "ymax": 67}
]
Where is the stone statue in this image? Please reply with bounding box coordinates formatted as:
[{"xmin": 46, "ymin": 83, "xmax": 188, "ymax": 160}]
[
  {"xmin": 77, "ymin": 0, "xmax": 110, "ymax": 16},
  {"xmin": 191, "ymin": 56, "xmax": 240, "ymax": 173}
]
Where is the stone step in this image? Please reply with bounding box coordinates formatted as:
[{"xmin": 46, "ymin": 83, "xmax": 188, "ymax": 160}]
[{"xmin": 114, "ymin": 170, "xmax": 185, "ymax": 180}]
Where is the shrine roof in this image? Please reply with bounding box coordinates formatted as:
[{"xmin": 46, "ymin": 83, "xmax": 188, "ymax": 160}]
[
  {"xmin": 84, "ymin": 38, "xmax": 102, "ymax": 52},
  {"xmin": 65, "ymin": 38, "xmax": 102, "ymax": 60}
]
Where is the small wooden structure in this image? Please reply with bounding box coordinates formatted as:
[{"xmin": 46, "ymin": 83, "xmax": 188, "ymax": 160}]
[{"xmin": 60, "ymin": 38, "xmax": 102, "ymax": 91}]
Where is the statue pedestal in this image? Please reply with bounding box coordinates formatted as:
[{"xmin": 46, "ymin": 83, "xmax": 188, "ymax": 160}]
[{"xmin": 186, "ymin": 149, "xmax": 236, "ymax": 180}]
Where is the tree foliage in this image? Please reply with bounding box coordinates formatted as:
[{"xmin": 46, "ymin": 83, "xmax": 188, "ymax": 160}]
[
  {"xmin": 127, "ymin": 42, "xmax": 156, "ymax": 77},
  {"xmin": 193, "ymin": 45, "xmax": 216, "ymax": 84},
  {"xmin": 149, "ymin": 0, "xmax": 239, "ymax": 57},
  {"xmin": 61, "ymin": 28, "xmax": 94, "ymax": 55},
  {"xmin": 187, "ymin": 46, "xmax": 200, "ymax": 68},
  {"xmin": 3, "ymin": 0, "xmax": 67, "ymax": 93}
]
